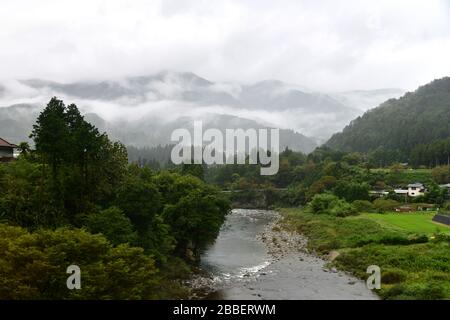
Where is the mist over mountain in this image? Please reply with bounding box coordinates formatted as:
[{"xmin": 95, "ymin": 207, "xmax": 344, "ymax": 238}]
[
  {"xmin": 326, "ymin": 77, "xmax": 450, "ymax": 163},
  {"xmin": 0, "ymin": 71, "xmax": 404, "ymax": 152},
  {"xmin": 331, "ymin": 89, "xmax": 405, "ymax": 112},
  {"xmin": 0, "ymin": 103, "xmax": 318, "ymax": 154}
]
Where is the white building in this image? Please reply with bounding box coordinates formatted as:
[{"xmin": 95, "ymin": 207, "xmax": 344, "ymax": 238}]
[
  {"xmin": 407, "ymin": 183, "xmax": 425, "ymax": 197},
  {"xmin": 394, "ymin": 189, "xmax": 408, "ymax": 196}
]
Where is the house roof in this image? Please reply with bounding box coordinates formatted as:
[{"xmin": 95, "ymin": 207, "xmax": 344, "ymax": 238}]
[
  {"xmin": 0, "ymin": 138, "xmax": 18, "ymax": 148},
  {"xmin": 394, "ymin": 189, "xmax": 408, "ymax": 194},
  {"xmin": 408, "ymin": 183, "xmax": 424, "ymax": 188}
]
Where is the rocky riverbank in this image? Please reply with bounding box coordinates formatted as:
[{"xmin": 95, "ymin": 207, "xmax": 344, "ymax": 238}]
[
  {"xmin": 185, "ymin": 209, "xmax": 378, "ymax": 300},
  {"xmin": 257, "ymin": 212, "xmax": 308, "ymax": 259}
]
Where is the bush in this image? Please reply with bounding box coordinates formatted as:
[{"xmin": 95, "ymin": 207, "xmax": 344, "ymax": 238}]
[
  {"xmin": 408, "ymin": 234, "xmax": 429, "ymax": 244},
  {"xmin": 0, "ymin": 224, "xmax": 160, "ymax": 299},
  {"xmin": 333, "ymin": 181, "xmax": 370, "ymax": 202},
  {"xmin": 310, "ymin": 193, "xmax": 339, "ymax": 214},
  {"xmin": 84, "ymin": 206, "xmax": 138, "ymax": 246},
  {"xmin": 431, "ymin": 165, "xmax": 450, "ymax": 184},
  {"xmin": 352, "ymin": 200, "xmax": 375, "ymax": 212},
  {"xmin": 329, "ymin": 200, "xmax": 358, "ymax": 217},
  {"xmin": 382, "ymin": 269, "xmax": 407, "ymax": 284},
  {"xmin": 310, "ymin": 194, "xmax": 357, "ymax": 217},
  {"xmin": 432, "ymin": 233, "xmax": 450, "ymax": 243},
  {"xmin": 373, "ymin": 199, "xmax": 400, "ymax": 212},
  {"xmin": 385, "ymin": 282, "xmax": 446, "ymax": 300}
]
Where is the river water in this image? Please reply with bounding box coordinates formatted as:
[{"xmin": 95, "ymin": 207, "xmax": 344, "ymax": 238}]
[{"xmin": 200, "ymin": 209, "xmax": 378, "ymax": 300}]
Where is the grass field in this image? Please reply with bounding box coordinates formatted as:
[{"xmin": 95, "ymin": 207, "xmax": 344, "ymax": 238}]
[{"xmin": 358, "ymin": 212, "xmax": 450, "ymax": 235}]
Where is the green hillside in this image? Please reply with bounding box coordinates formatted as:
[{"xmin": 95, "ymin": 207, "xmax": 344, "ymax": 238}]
[{"xmin": 326, "ymin": 78, "xmax": 450, "ymax": 166}]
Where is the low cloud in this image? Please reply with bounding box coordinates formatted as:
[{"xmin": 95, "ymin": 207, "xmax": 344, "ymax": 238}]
[{"xmin": 0, "ymin": 0, "xmax": 449, "ymax": 91}]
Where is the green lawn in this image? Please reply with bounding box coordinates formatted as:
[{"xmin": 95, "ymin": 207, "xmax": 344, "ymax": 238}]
[{"xmin": 358, "ymin": 212, "xmax": 450, "ymax": 235}]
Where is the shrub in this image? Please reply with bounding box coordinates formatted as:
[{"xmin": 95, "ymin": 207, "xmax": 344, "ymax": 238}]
[
  {"xmin": 310, "ymin": 193, "xmax": 357, "ymax": 217},
  {"xmin": 431, "ymin": 165, "xmax": 450, "ymax": 184},
  {"xmin": 385, "ymin": 282, "xmax": 446, "ymax": 300},
  {"xmin": 333, "ymin": 181, "xmax": 370, "ymax": 202},
  {"xmin": 329, "ymin": 200, "xmax": 358, "ymax": 217},
  {"xmin": 352, "ymin": 200, "xmax": 375, "ymax": 212},
  {"xmin": 432, "ymin": 233, "xmax": 450, "ymax": 243},
  {"xmin": 408, "ymin": 234, "xmax": 429, "ymax": 244},
  {"xmin": 373, "ymin": 199, "xmax": 400, "ymax": 212},
  {"xmin": 0, "ymin": 224, "xmax": 160, "ymax": 299},
  {"xmin": 382, "ymin": 269, "xmax": 407, "ymax": 284},
  {"xmin": 443, "ymin": 202, "xmax": 450, "ymax": 211},
  {"xmin": 84, "ymin": 206, "xmax": 138, "ymax": 246},
  {"xmin": 310, "ymin": 193, "xmax": 339, "ymax": 214}
]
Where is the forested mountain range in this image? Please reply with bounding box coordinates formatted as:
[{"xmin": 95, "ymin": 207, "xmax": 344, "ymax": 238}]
[
  {"xmin": 0, "ymin": 71, "xmax": 403, "ymax": 150},
  {"xmin": 326, "ymin": 77, "xmax": 450, "ymax": 166},
  {"xmin": 0, "ymin": 104, "xmax": 317, "ymax": 154}
]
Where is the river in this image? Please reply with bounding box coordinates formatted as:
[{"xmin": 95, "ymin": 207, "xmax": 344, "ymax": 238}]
[{"xmin": 199, "ymin": 209, "xmax": 378, "ymax": 300}]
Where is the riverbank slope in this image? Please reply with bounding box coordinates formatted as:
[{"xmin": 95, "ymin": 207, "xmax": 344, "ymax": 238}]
[{"xmin": 279, "ymin": 208, "xmax": 450, "ymax": 300}]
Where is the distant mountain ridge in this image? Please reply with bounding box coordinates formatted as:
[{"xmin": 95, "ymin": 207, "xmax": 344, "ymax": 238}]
[
  {"xmin": 1, "ymin": 71, "xmax": 404, "ymax": 152},
  {"xmin": 0, "ymin": 103, "xmax": 318, "ymax": 154},
  {"xmin": 326, "ymin": 77, "xmax": 450, "ymax": 162}
]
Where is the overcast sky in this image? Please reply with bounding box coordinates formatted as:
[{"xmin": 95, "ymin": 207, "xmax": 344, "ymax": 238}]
[{"xmin": 1, "ymin": 0, "xmax": 450, "ymax": 91}]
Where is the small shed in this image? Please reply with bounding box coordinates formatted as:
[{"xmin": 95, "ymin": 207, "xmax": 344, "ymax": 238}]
[{"xmin": 396, "ymin": 206, "xmax": 414, "ymax": 213}]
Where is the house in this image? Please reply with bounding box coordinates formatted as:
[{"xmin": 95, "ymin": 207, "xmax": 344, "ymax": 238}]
[
  {"xmin": 393, "ymin": 183, "xmax": 426, "ymax": 198},
  {"xmin": 440, "ymin": 183, "xmax": 450, "ymax": 193},
  {"xmin": 407, "ymin": 183, "xmax": 425, "ymax": 197},
  {"xmin": 394, "ymin": 189, "xmax": 408, "ymax": 196},
  {"xmin": 0, "ymin": 137, "xmax": 18, "ymax": 162},
  {"xmin": 417, "ymin": 204, "xmax": 435, "ymax": 211},
  {"xmin": 369, "ymin": 190, "xmax": 389, "ymax": 198}
]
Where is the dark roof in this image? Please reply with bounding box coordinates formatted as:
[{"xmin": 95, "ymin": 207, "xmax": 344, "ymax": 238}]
[
  {"xmin": 408, "ymin": 183, "xmax": 424, "ymax": 188},
  {"xmin": 0, "ymin": 137, "xmax": 18, "ymax": 148}
]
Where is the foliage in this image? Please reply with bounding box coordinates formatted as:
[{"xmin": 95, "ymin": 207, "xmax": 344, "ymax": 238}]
[
  {"xmin": 29, "ymin": 97, "xmax": 128, "ymax": 222},
  {"xmin": 0, "ymin": 224, "xmax": 161, "ymax": 299},
  {"xmin": 280, "ymin": 208, "xmax": 409, "ymax": 252},
  {"xmin": 431, "ymin": 165, "xmax": 450, "ymax": 184},
  {"xmin": 280, "ymin": 208, "xmax": 450, "ymax": 299},
  {"xmin": 423, "ymin": 182, "xmax": 448, "ymax": 205},
  {"xmin": 373, "ymin": 199, "xmax": 400, "ymax": 212},
  {"xmin": 0, "ymin": 158, "xmax": 65, "ymax": 228},
  {"xmin": 333, "ymin": 181, "xmax": 370, "ymax": 202},
  {"xmin": 0, "ymin": 97, "xmax": 232, "ymax": 299},
  {"xmin": 326, "ymin": 77, "xmax": 450, "ymax": 167},
  {"xmin": 83, "ymin": 207, "xmax": 138, "ymax": 246},
  {"xmin": 309, "ymin": 193, "xmax": 357, "ymax": 217},
  {"xmin": 352, "ymin": 200, "xmax": 375, "ymax": 212},
  {"xmin": 334, "ymin": 243, "xmax": 450, "ymax": 300},
  {"xmin": 310, "ymin": 193, "xmax": 340, "ymax": 214}
]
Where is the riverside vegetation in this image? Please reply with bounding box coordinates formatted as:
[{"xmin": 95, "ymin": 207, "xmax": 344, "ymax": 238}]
[
  {"xmin": 202, "ymin": 142, "xmax": 450, "ymax": 300},
  {"xmin": 279, "ymin": 207, "xmax": 450, "ymax": 300},
  {"xmin": 0, "ymin": 97, "xmax": 230, "ymax": 299}
]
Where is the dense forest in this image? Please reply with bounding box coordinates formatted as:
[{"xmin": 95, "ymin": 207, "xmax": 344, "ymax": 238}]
[
  {"xmin": 204, "ymin": 147, "xmax": 449, "ymax": 209},
  {"xmin": 326, "ymin": 77, "xmax": 450, "ymax": 167},
  {"xmin": 0, "ymin": 98, "xmax": 230, "ymax": 299}
]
